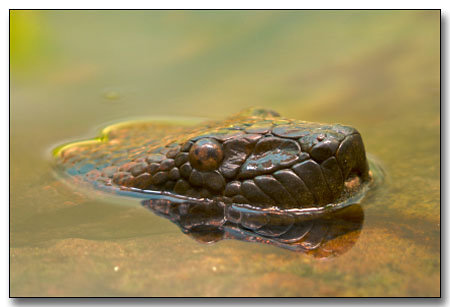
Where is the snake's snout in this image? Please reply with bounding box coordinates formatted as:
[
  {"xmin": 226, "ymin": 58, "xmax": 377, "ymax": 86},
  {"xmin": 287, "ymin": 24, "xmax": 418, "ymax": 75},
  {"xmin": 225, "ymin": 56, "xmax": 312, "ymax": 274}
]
[{"xmin": 220, "ymin": 125, "xmax": 370, "ymax": 210}]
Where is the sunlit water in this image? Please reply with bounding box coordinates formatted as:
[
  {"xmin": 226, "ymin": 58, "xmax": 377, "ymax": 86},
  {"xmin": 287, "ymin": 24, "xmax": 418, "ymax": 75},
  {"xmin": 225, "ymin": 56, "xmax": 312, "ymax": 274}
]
[{"xmin": 10, "ymin": 10, "xmax": 439, "ymax": 297}]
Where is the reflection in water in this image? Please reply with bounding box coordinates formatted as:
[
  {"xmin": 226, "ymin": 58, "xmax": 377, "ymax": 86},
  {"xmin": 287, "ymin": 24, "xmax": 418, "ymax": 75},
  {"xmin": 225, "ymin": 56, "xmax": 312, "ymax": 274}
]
[{"xmin": 142, "ymin": 199, "xmax": 364, "ymax": 258}]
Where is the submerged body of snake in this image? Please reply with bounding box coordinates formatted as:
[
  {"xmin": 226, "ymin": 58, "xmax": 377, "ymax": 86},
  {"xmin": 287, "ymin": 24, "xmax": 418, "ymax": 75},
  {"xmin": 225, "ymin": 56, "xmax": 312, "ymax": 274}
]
[{"xmin": 54, "ymin": 108, "xmax": 378, "ymax": 254}]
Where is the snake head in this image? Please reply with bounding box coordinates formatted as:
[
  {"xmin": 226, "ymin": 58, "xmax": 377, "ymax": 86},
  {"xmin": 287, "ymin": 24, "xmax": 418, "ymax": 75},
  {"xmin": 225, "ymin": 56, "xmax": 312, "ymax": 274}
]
[
  {"xmin": 55, "ymin": 108, "xmax": 370, "ymax": 211},
  {"xmin": 154, "ymin": 109, "xmax": 371, "ymax": 210}
]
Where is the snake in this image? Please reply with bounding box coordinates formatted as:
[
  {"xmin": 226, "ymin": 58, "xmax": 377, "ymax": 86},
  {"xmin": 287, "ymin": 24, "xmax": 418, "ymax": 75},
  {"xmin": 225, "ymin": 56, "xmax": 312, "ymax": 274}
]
[{"xmin": 53, "ymin": 108, "xmax": 381, "ymax": 254}]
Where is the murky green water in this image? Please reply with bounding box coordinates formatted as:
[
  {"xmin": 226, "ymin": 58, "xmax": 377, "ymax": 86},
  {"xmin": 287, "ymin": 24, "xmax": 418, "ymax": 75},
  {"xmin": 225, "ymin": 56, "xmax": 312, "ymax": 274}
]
[{"xmin": 10, "ymin": 10, "xmax": 440, "ymax": 297}]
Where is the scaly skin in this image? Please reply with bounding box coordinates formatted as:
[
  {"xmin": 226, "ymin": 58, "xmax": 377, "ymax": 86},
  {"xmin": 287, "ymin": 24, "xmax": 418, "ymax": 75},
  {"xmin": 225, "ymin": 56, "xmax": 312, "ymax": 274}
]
[
  {"xmin": 55, "ymin": 108, "xmax": 370, "ymax": 207},
  {"xmin": 54, "ymin": 108, "xmax": 374, "ymax": 254}
]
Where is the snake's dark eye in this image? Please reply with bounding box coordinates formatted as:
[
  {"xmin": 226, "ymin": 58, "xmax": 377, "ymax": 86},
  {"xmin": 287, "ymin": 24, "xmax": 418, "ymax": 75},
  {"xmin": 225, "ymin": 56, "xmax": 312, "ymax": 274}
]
[{"xmin": 189, "ymin": 138, "xmax": 224, "ymax": 171}]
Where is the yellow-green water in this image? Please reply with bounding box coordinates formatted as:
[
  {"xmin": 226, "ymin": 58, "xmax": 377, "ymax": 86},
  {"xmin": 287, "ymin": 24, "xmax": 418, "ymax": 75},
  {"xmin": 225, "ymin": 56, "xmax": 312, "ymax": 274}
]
[{"xmin": 10, "ymin": 10, "xmax": 440, "ymax": 297}]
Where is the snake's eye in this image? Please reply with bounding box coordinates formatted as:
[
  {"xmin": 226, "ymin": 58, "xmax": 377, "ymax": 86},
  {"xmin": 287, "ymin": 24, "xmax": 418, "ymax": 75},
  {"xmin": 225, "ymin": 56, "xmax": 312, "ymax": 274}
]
[{"xmin": 189, "ymin": 138, "xmax": 224, "ymax": 171}]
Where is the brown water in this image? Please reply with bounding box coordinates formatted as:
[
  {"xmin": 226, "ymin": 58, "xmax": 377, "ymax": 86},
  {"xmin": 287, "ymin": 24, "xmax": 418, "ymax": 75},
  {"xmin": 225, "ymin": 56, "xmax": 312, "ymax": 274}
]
[{"xmin": 10, "ymin": 10, "xmax": 440, "ymax": 297}]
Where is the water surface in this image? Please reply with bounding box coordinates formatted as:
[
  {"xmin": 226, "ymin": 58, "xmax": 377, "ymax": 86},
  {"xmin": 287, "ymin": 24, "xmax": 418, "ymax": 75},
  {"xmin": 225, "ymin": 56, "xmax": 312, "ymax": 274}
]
[{"xmin": 10, "ymin": 10, "xmax": 440, "ymax": 297}]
